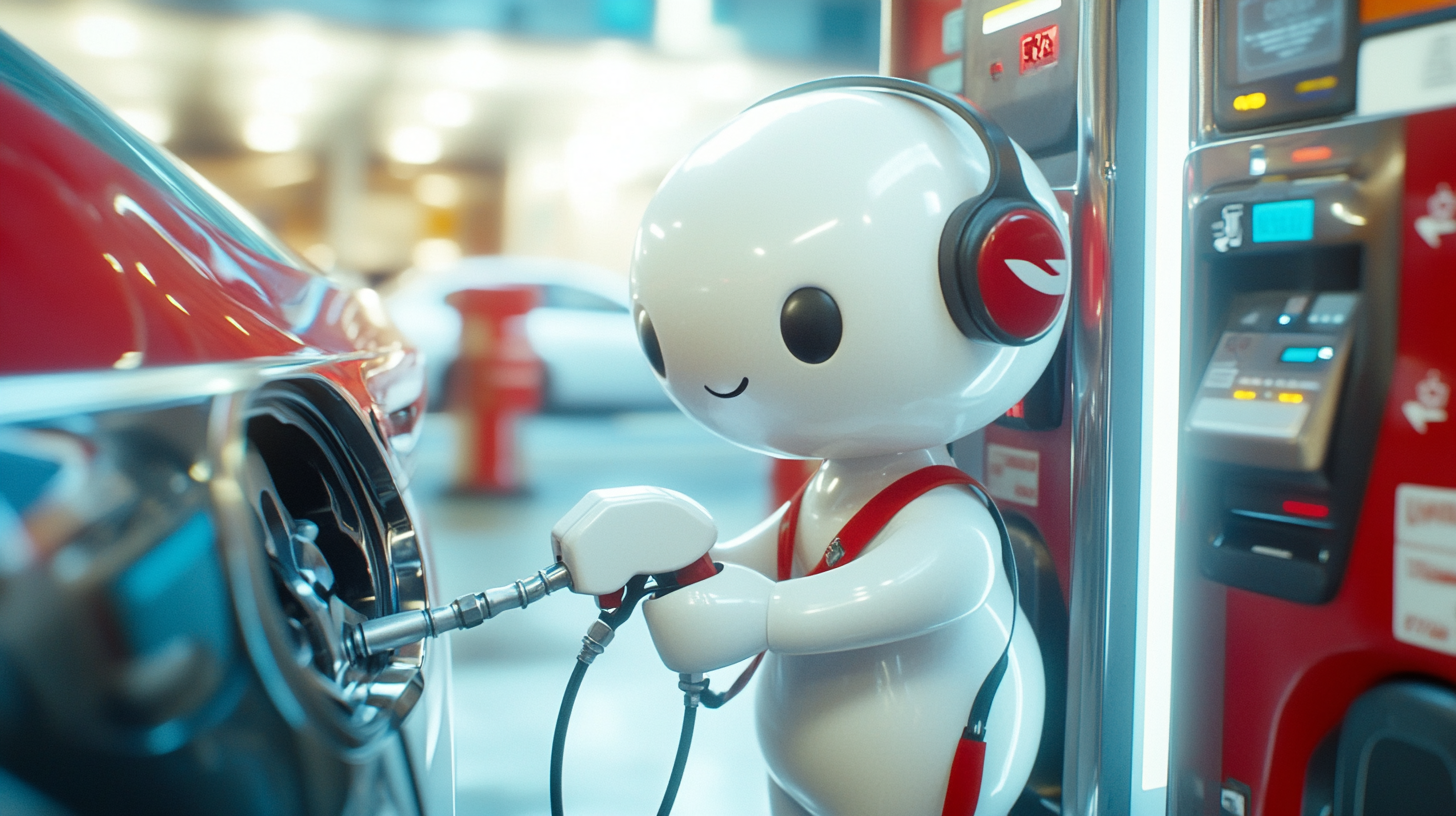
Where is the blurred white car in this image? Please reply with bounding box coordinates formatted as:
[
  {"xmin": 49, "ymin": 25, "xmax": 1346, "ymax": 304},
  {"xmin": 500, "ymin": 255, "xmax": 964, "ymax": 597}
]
[{"xmin": 385, "ymin": 256, "xmax": 672, "ymax": 412}]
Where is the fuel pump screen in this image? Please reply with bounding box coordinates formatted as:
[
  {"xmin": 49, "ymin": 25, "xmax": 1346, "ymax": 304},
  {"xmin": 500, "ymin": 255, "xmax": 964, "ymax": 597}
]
[
  {"xmin": 1252, "ymin": 199, "xmax": 1315, "ymax": 243},
  {"xmin": 1235, "ymin": 0, "xmax": 1347, "ymax": 84},
  {"xmin": 1020, "ymin": 25, "xmax": 1058, "ymax": 73}
]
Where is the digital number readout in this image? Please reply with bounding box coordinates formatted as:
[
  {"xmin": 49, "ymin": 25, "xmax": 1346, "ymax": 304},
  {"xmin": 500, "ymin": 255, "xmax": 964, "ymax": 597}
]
[
  {"xmin": 1252, "ymin": 199, "xmax": 1315, "ymax": 243},
  {"xmin": 1020, "ymin": 24, "xmax": 1058, "ymax": 74}
]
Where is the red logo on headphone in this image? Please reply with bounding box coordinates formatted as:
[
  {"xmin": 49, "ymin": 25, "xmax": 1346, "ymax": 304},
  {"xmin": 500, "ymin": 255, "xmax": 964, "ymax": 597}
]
[{"xmin": 975, "ymin": 208, "xmax": 1068, "ymax": 342}]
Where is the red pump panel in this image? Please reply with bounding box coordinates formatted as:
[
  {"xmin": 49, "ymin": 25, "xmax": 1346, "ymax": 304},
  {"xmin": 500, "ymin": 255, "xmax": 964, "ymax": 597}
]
[
  {"xmin": 1218, "ymin": 107, "xmax": 1456, "ymax": 815},
  {"xmin": 885, "ymin": 0, "xmax": 965, "ymax": 84}
]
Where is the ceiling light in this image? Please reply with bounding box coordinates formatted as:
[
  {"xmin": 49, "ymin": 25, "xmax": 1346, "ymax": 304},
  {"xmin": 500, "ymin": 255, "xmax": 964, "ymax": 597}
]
[
  {"xmin": 414, "ymin": 173, "xmax": 462, "ymax": 208},
  {"xmin": 256, "ymin": 28, "xmax": 329, "ymax": 75},
  {"xmin": 584, "ymin": 51, "xmax": 636, "ymax": 96},
  {"xmin": 388, "ymin": 127, "xmax": 442, "ymax": 165},
  {"xmin": 528, "ymin": 160, "xmax": 564, "ymax": 193},
  {"xmin": 700, "ymin": 62, "xmax": 752, "ymax": 100},
  {"xmin": 74, "ymin": 14, "xmax": 140, "ymax": 58},
  {"xmin": 421, "ymin": 90, "xmax": 472, "ymax": 128},
  {"xmin": 115, "ymin": 107, "xmax": 172, "ymax": 144},
  {"xmin": 242, "ymin": 114, "xmax": 300, "ymax": 153},
  {"xmin": 252, "ymin": 76, "xmax": 312, "ymax": 115},
  {"xmin": 255, "ymin": 152, "xmax": 316, "ymax": 188},
  {"xmin": 441, "ymin": 47, "xmax": 504, "ymax": 88},
  {"xmin": 412, "ymin": 238, "xmax": 461, "ymax": 270}
]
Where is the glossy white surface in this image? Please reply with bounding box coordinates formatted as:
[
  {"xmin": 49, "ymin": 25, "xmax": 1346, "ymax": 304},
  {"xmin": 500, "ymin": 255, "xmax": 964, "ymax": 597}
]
[
  {"xmin": 621, "ymin": 84, "xmax": 1062, "ymax": 815},
  {"xmin": 551, "ymin": 486, "xmax": 717, "ymax": 596},
  {"xmin": 755, "ymin": 448, "xmax": 1042, "ymax": 816},
  {"xmin": 642, "ymin": 562, "xmax": 773, "ymax": 673},
  {"xmin": 631, "ymin": 89, "xmax": 1067, "ymax": 460}
]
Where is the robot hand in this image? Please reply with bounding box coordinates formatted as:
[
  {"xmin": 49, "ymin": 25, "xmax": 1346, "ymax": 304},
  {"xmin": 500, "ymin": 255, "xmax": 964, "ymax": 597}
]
[
  {"xmin": 551, "ymin": 486, "xmax": 718, "ymax": 598},
  {"xmin": 642, "ymin": 563, "xmax": 774, "ymax": 674}
]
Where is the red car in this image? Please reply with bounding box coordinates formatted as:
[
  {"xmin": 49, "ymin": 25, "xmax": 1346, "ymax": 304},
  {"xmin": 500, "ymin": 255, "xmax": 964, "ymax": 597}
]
[{"xmin": 0, "ymin": 30, "xmax": 452, "ymax": 816}]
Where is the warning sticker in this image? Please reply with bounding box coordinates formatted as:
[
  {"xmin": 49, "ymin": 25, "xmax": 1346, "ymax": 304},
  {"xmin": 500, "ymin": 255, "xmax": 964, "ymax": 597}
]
[
  {"xmin": 986, "ymin": 444, "xmax": 1039, "ymax": 507},
  {"xmin": 1394, "ymin": 484, "xmax": 1456, "ymax": 653}
]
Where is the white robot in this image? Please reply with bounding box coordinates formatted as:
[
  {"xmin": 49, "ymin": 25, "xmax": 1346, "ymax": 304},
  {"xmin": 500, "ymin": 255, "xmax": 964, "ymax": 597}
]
[{"xmin": 557, "ymin": 77, "xmax": 1069, "ymax": 816}]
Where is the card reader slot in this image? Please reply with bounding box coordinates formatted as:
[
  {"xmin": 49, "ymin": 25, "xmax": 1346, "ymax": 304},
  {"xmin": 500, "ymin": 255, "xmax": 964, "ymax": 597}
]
[
  {"xmin": 1202, "ymin": 512, "xmax": 1338, "ymax": 603},
  {"xmin": 1228, "ymin": 508, "xmax": 1336, "ymax": 531}
]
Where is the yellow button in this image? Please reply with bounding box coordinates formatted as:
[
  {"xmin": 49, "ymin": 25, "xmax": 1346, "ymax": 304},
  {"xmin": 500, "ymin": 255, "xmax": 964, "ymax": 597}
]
[
  {"xmin": 1278, "ymin": 392, "xmax": 1304, "ymax": 403},
  {"xmin": 1295, "ymin": 76, "xmax": 1337, "ymax": 94},
  {"xmin": 1233, "ymin": 390, "xmax": 1257, "ymax": 400},
  {"xmin": 1233, "ymin": 92, "xmax": 1267, "ymax": 111}
]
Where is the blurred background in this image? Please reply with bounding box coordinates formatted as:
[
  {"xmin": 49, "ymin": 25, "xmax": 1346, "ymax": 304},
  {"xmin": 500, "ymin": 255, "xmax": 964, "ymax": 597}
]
[
  {"xmin": 0, "ymin": 0, "xmax": 877, "ymax": 282},
  {"xmin": 0, "ymin": 1, "xmax": 878, "ymax": 813}
]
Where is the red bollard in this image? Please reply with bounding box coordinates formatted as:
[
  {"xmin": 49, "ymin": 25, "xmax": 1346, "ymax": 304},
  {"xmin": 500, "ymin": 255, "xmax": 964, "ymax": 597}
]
[{"xmin": 446, "ymin": 286, "xmax": 543, "ymax": 493}]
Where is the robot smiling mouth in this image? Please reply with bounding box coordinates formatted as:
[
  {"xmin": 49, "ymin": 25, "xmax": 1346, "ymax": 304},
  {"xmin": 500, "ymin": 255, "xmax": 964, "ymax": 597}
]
[{"xmin": 704, "ymin": 378, "xmax": 749, "ymax": 399}]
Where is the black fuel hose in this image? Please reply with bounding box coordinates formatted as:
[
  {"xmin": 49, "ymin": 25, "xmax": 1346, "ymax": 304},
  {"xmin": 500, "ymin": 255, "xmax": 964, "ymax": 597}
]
[
  {"xmin": 550, "ymin": 575, "xmax": 700, "ymax": 816},
  {"xmin": 657, "ymin": 700, "xmax": 697, "ymax": 816},
  {"xmin": 549, "ymin": 659, "xmax": 590, "ymax": 816}
]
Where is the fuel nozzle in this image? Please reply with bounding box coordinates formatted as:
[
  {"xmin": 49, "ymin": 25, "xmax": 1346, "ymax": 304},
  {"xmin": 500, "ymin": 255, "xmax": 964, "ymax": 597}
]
[
  {"xmin": 347, "ymin": 485, "xmax": 718, "ymax": 663},
  {"xmin": 345, "ymin": 562, "xmax": 572, "ymax": 661}
]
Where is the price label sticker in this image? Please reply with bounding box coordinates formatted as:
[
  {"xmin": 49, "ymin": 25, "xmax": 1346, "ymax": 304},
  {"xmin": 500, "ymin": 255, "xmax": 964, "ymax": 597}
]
[
  {"xmin": 1394, "ymin": 483, "xmax": 1456, "ymax": 654},
  {"xmin": 986, "ymin": 443, "xmax": 1040, "ymax": 507}
]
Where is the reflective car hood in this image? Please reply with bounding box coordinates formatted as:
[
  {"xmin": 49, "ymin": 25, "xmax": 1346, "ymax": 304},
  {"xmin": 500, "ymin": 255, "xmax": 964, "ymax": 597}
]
[{"xmin": 0, "ymin": 82, "xmax": 395, "ymax": 376}]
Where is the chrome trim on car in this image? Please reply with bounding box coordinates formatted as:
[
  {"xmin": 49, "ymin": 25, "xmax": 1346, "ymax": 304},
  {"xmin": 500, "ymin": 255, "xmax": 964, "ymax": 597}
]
[
  {"xmin": 210, "ymin": 378, "xmax": 431, "ymax": 747},
  {"xmin": 0, "ymin": 353, "xmax": 379, "ymax": 424}
]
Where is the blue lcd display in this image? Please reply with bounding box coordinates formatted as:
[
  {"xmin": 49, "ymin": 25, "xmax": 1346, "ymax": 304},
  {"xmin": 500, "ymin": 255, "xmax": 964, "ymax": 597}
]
[
  {"xmin": 1281, "ymin": 346, "xmax": 1334, "ymax": 363},
  {"xmin": 1252, "ymin": 199, "xmax": 1316, "ymax": 243}
]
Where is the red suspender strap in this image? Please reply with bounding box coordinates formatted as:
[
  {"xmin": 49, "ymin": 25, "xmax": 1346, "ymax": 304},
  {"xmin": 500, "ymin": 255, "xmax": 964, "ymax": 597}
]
[
  {"xmin": 717, "ymin": 464, "xmax": 1015, "ymax": 816},
  {"xmin": 718, "ymin": 466, "xmax": 980, "ymax": 701},
  {"xmin": 776, "ymin": 480, "xmax": 810, "ymax": 582},
  {"xmin": 788, "ymin": 464, "xmax": 977, "ymax": 578},
  {"xmin": 707, "ymin": 481, "xmax": 809, "ymax": 708}
]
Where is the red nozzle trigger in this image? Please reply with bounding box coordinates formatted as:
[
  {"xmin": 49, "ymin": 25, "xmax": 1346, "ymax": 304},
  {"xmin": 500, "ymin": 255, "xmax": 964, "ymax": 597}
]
[
  {"xmin": 671, "ymin": 553, "xmax": 718, "ymax": 587},
  {"xmin": 595, "ymin": 553, "xmax": 716, "ymax": 610}
]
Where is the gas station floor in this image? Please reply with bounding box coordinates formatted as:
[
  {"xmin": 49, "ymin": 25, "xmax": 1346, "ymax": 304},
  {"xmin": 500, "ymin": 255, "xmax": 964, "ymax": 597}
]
[{"xmin": 411, "ymin": 411, "xmax": 773, "ymax": 816}]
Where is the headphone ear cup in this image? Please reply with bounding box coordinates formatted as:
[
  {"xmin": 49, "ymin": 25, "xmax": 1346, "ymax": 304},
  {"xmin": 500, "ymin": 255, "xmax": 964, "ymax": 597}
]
[
  {"xmin": 939, "ymin": 198, "xmax": 1068, "ymax": 346},
  {"xmin": 938, "ymin": 196, "xmax": 989, "ymax": 341}
]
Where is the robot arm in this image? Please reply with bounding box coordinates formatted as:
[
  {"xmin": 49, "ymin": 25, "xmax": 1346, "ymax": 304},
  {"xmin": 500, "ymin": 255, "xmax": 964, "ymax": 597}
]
[
  {"xmin": 707, "ymin": 501, "xmax": 788, "ymax": 579},
  {"xmin": 644, "ymin": 487, "xmax": 1001, "ymax": 673}
]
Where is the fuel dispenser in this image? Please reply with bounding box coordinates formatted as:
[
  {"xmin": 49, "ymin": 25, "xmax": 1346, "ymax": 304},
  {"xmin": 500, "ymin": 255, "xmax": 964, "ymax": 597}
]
[
  {"xmin": 883, "ymin": 2, "xmax": 1102, "ymax": 812},
  {"xmin": 1171, "ymin": 3, "xmax": 1456, "ymax": 814}
]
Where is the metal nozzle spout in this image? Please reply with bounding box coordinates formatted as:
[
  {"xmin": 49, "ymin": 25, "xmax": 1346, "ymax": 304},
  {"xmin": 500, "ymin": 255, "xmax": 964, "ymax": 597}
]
[{"xmin": 346, "ymin": 562, "xmax": 571, "ymax": 660}]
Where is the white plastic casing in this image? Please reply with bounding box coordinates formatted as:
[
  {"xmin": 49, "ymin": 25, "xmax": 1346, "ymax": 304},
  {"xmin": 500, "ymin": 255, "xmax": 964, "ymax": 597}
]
[
  {"xmin": 641, "ymin": 562, "xmax": 773, "ymax": 672},
  {"xmin": 622, "ymin": 85, "xmax": 1063, "ymax": 816},
  {"xmin": 550, "ymin": 486, "xmax": 717, "ymax": 596},
  {"xmin": 631, "ymin": 89, "xmax": 1068, "ymax": 460}
]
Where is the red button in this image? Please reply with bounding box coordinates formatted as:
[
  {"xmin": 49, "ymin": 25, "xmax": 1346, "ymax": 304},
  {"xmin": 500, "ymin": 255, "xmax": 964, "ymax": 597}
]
[
  {"xmin": 975, "ymin": 208, "xmax": 1067, "ymax": 342},
  {"xmin": 1282, "ymin": 500, "xmax": 1329, "ymax": 519}
]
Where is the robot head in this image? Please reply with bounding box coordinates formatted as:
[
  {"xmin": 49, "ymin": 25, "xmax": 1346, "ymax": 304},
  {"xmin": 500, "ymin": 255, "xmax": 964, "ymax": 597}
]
[{"xmin": 631, "ymin": 77, "xmax": 1070, "ymax": 460}]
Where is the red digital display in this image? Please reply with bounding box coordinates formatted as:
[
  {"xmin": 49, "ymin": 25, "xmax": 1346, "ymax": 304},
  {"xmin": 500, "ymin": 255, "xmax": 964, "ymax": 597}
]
[{"xmin": 1019, "ymin": 24, "xmax": 1058, "ymax": 74}]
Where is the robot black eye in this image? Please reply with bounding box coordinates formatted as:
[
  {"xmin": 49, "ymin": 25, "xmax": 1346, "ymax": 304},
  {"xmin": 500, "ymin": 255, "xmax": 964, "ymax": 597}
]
[
  {"xmin": 780, "ymin": 287, "xmax": 842, "ymax": 364},
  {"xmin": 636, "ymin": 308, "xmax": 666, "ymax": 377}
]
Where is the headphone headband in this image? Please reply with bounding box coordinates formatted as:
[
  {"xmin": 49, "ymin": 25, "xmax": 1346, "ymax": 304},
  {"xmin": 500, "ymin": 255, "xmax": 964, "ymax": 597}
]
[
  {"xmin": 748, "ymin": 75, "xmax": 1066, "ymax": 348},
  {"xmin": 745, "ymin": 75, "xmax": 1033, "ymax": 204}
]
